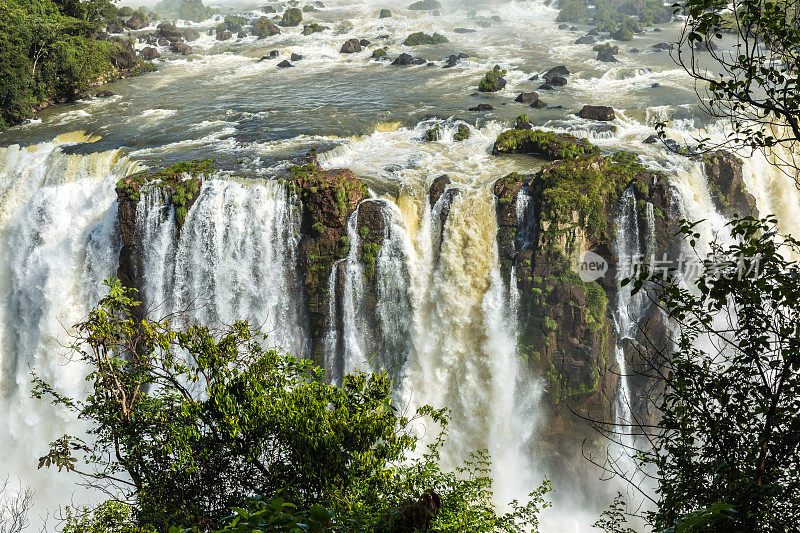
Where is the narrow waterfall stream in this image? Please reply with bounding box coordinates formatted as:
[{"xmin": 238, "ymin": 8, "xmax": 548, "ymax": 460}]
[{"xmin": 611, "ymin": 188, "xmax": 654, "ymax": 452}]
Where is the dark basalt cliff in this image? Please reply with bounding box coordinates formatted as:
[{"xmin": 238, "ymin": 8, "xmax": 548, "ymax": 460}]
[{"xmin": 491, "ymin": 129, "xmax": 678, "ymax": 462}]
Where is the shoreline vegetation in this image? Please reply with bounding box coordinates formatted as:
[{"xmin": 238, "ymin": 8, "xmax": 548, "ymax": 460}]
[{"xmin": 0, "ymin": 0, "xmax": 220, "ymax": 132}]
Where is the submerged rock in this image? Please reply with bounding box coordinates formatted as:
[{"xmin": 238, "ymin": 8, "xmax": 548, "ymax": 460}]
[{"xmin": 469, "ymin": 103, "xmax": 494, "ymax": 111}]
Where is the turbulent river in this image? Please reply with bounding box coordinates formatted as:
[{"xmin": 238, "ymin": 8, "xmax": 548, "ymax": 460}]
[{"xmin": 2, "ymin": 0, "xmax": 800, "ymax": 530}]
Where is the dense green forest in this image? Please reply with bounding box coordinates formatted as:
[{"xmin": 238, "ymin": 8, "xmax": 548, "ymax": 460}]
[{"xmin": 0, "ymin": 0, "xmax": 152, "ymax": 130}]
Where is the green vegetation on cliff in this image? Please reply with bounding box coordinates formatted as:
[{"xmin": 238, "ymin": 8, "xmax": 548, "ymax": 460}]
[
  {"xmin": 117, "ymin": 159, "xmax": 214, "ymax": 226},
  {"xmin": 0, "ymin": 0, "xmax": 153, "ymax": 130}
]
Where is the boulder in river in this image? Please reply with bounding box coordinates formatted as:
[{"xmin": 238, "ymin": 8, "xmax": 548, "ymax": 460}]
[
  {"xmin": 515, "ymin": 92, "xmax": 539, "ymax": 104},
  {"xmin": 379, "ymin": 8, "xmax": 392, "ymax": 17},
  {"xmin": 543, "ymin": 65, "xmax": 569, "ymax": 80},
  {"xmin": 170, "ymin": 42, "xmax": 192, "ymax": 54},
  {"xmin": 95, "ymin": 90, "xmax": 114, "ymax": 98},
  {"xmin": 340, "ymin": 38, "xmax": 362, "ymax": 53},
  {"xmin": 403, "ymin": 32, "xmax": 449, "ymax": 45},
  {"xmin": 158, "ymin": 22, "xmax": 183, "ymax": 42},
  {"xmin": 252, "ymin": 17, "xmax": 281, "ymax": 37},
  {"xmin": 409, "ymin": 0, "xmax": 441, "ymax": 10},
  {"xmin": 280, "ymin": 7, "xmax": 303, "ymax": 26},
  {"xmin": 392, "ymin": 53, "xmax": 414, "ymax": 65},
  {"xmin": 575, "ymin": 35, "xmax": 595, "ymax": 45},
  {"xmin": 291, "ymin": 52, "xmax": 304, "ymax": 61},
  {"xmin": 181, "ymin": 27, "xmax": 201, "ymax": 41},
  {"xmin": 216, "ymin": 30, "xmax": 233, "ymax": 41},
  {"xmin": 578, "ymin": 105, "xmax": 615, "ymax": 121},
  {"xmin": 469, "ymin": 103, "xmax": 494, "ymax": 111},
  {"xmin": 139, "ymin": 46, "xmax": 160, "ymax": 60},
  {"xmin": 277, "ymin": 59, "xmax": 293, "ymax": 67}
]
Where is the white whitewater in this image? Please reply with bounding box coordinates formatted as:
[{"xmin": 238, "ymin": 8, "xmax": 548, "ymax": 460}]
[
  {"xmin": 611, "ymin": 188, "xmax": 654, "ymax": 452},
  {"xmin": 138, "ymin": 178, "xmax": 309, "ymax": 356},
  {"xmin": 0, "ymin": 136, "xmax": 136, "ymax": 522}
]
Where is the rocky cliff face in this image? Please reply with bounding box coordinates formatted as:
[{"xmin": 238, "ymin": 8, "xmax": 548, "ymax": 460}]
[
  {"xmin": 490, "ymin": 129, "xmax": 677, "ymax": 462},
  {"xmin": 115, "ymin": 159, "xmax": 210, "ymax": 316},
  {"xmin": 286, "ymin": 156, "xmax": 368, "ymax": 361}
]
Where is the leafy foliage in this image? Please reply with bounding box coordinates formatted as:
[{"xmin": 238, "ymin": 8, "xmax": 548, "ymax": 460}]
[
  {"xmin": 38, "ymin": 280, "xmax": 553, "ymax": 532},
  {"xmin": 0, "ymin": 0, "xmax": 147, "ymax": 130},
  {"xmin": 625, "ymin": 216, "xmax": 800, "ymax": 531},
  {"xmin": 669, "ymin": 0, "xmax": 800, "ymax": 179}
]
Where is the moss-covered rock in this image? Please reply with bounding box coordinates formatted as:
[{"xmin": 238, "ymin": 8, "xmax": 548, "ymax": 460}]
[
  {"xmin": 403, "ymin": 32, "xmax": 449, "ymax": 46},
  {"xmin": 408, "ymin": 0, "xmax": 441, "ymax": 9},
  {"xmin": 453, "ymin": 124, "xmax": 470, "ymax": 141},
  {"xmin": 115, "ymin": 159, "xmax": 214, "ymax": 317},
  {"xmin": 491, "ymin": 138, "xmax": 676, "ymax": 465},
  {"xmin": 492, "ymin": 128, "xmax": 600, "ymax": 159},
  {"xmin": 424, "ymin": 124, "xmax": 442, "ymax": 141},
  {"xmin": 252, "ymin": 16, "xmax": 281, "ymax": 37},
  {"xmin": 288, "ymin": 155, "xmax": 368, "ymax": 361},
  {"xmin": 301, "ymin": 22, "xmax": 327, "ymax": 35},
  {"xmin": 117, "ymin": 158, "xmax": 213, "ymax": 227},
  {"xmin": 280, "ymin": 7, "xmax": 303, "ymax": 26},
  {"xmin": 478, "ymin": 67, "xmax": 506, "ymax": 92},
  {"xmin": 379, "ymin": 8, "xmax": 392, "ymax": 17},
  {"xmin": 371, "ymin": 47, "xmax": 388, "ymax": 58},
  {"xmin": 702, "ymin": 150, "xmax": 758, "ymax": 217}
]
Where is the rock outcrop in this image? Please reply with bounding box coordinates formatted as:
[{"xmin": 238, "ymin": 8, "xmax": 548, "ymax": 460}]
[
  {"xmin": 115, "ymin": 159, "xmax": 213, "ymax": 313},
  {"xmin": 285, "ymin": 156, "xmax": 368, "ymax": 360},
  {"xmin": 491, "ymin": 129, "xmax": 676, "ymax": 464},
  {"xmin": 702, "ymin": 150, "xmax": 758, "ymax": 217}
]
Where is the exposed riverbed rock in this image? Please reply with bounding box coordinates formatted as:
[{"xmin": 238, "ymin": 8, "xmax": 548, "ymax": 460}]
[
  {"xmin": 578, "ymin": 105, "xmax": 616, "ymax": 121},
  {"xmin": 702, "ymin": 150, "xmax": 758, "ymax": 217}
]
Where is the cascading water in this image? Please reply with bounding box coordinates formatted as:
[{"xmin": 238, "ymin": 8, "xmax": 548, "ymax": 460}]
[
  {"xmin": 394, "ymin": 187, "xmax": 541, "ymax": 509},
  {"xmin": 0, "ymin": 137, "xmax": 136, "ymax": 521},
  {"xmin": 611, "ymin": 187, "xmax": 654, "ymax": 452},
  {"xmin": 137, "ymin": 178, "xmax": 309, "ymax": 356}
]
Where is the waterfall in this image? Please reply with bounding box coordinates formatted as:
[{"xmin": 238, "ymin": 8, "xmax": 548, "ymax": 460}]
[
  {"xmin": 323, "ymin": 212, "xmax": 368, "ymax": 383},
  {"xmin": 324, "ymin": 200, "xmax": 413, "ymax": 383},
  {"xmin": 612, "ymin": 188, "xmax": 654, "ymax": 452},
  {"xmin": 138, "ymin": 178, "xmax": 309, "ymax": 356},
  {"xmin": 0, "ymin": 138, "xmax": 135, "ymax": 521},
  {"xmin": 394, "ymin": 188, "xmax": 541, "ymax": 509}
]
